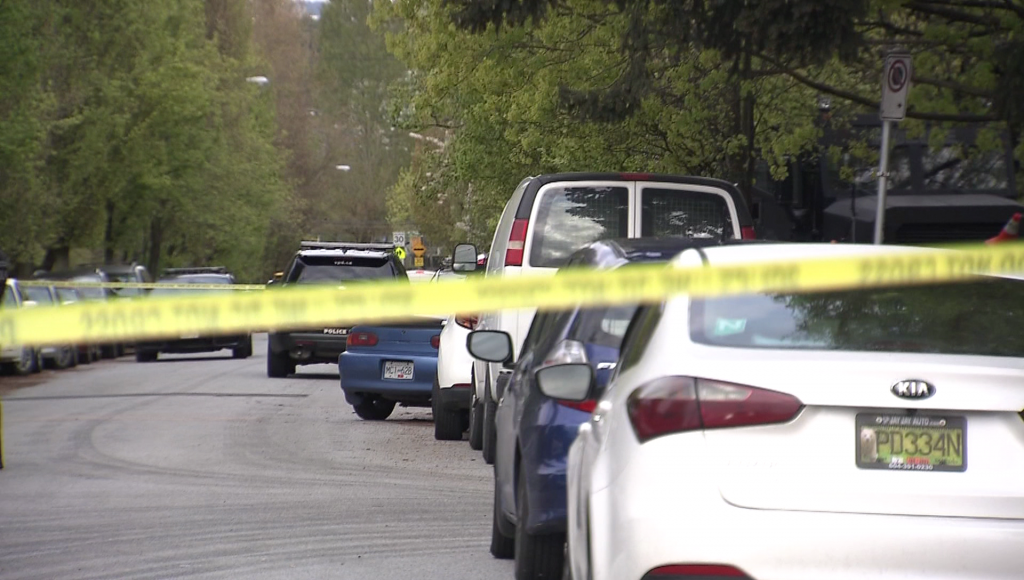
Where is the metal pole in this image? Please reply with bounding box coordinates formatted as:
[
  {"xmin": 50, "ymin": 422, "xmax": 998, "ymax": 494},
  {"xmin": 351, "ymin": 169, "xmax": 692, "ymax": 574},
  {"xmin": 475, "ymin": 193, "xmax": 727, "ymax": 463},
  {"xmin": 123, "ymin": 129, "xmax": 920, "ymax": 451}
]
[{"xmin": 873, "ymin": 120, "xmax": 892, "ymax": 244}]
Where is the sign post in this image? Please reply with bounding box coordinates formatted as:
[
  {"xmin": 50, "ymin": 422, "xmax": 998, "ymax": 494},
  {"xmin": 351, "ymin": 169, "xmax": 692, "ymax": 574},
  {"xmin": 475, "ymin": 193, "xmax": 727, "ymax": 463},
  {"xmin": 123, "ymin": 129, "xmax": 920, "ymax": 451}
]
[{"xmin": 874, "ymin": 52, "xmax": 912, "ymax": 245}]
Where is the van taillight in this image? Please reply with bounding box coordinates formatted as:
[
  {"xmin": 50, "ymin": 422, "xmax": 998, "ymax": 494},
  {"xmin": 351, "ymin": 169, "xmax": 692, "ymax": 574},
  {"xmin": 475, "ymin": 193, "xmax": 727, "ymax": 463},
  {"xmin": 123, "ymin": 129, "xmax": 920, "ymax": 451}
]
[
  {"xmin": 620, "ymin": 172, "xmax": 652, "ymax": 180},
  {"xmin": 740, "ymin": 226, "xmax": 756, "ymax": 239},
  {"xmin": 347, "ymin": 332, "xmax": 378, "ymax": 347},
  {"xmin": 504, "ymin": 219, "xmax": 529, "ymax": 266},
  {"xmin": 430, "ymin": 335, "xmax": 440, "ymax": 349},
  {"xmin": 627, "ymin": 377, "xmax": 802, "ymax": 443}
]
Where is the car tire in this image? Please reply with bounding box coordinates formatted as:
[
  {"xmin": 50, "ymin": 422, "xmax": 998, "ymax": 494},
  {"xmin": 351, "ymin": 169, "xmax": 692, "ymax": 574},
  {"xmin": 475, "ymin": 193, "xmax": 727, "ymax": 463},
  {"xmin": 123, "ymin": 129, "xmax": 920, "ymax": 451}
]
[
  {"xmin": 231, "ymin": 342, "xmax": 249, "ymax": 359},
  {"xmin": 483, "ymin": 380, "xmax": 498, "ymax": 465},
  {"xmin": 52, "ymin": 346, "xmax": 76, "ymax": 370},
  {"xmin": 353, "ymin": 396, "xmax": 396, "ymax": 421},
  {"xmin": 491, "ymin": 475, "xmax": 515, "ymax": 559},
  {"xmin": 136, "ymin": 349, "xmax": 158, "ymax": 363},
  {"xmin": 10, "ymin": 347, "xmax": 37, "ymax": 376},
  {"xmin": 468, "ymin": 390, "xmax": 484, "ymax": 451},
  {"xmin": 433, "ymin": 378, "xmax": 464, "ymax": 441},
  {"xmin": 100, "ymin": 345, "xmax": 117, "ymax": 359},
  {"xmin": 267, "ymin": 344, "xmax": 294, "ymax": 378},
  {"xmin": 515, "ymin": 467, "xmax": 566, "ymax": 580}
]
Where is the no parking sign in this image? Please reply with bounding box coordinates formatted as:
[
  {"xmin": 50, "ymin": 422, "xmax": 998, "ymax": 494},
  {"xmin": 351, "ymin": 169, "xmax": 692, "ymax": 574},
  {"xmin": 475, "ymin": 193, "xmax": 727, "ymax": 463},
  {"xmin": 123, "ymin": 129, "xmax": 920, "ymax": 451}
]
[{"xmin": 880, "ymin": 53, "xmax": 912, "ymax": 121}]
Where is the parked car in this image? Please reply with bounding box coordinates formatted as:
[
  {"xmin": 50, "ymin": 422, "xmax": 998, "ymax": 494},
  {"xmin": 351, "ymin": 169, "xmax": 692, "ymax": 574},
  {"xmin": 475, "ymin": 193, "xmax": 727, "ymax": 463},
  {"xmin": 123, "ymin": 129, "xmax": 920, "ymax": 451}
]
[
  {"xmin": 33, "ymin": 268, "xmax": 126, "ymax": 359},
  {"xmin": 54, "ymin": 286, "xmax": 102, "ymax": 364},
  {"xmin": 466, "ymin": 237, "xmax": 740, "ymax": 578},
  {"xmin": 94, "ymin": 262, "xmax": 152, "ymax": 298},
  {"xmin": 0, "ymin": 279, "xmax": 41, "ymax": 375},
  {"xmin": 267, "ymin": 241, "xmax": 408, "ymax": 378},
  {"xmin": 429, "ymin": 262, "xmax": 475, "ymax": 441},
  {"xmin": 338, "ymin": 316, "xmax": 444, "ymax": 420},
  {"xmin": 537, "ymin": 243, "xmax": 1024, "ymax": 580},
  {"xmin": 464, "ymin": 172, "xmax": 757, "ymax": 464},
  {"xmin": 19, "ymin": 283, "xmax": 78, "ymax": 369},
  {"xmin": 135, "ymin": 267, "xmax": 252, "ymax": 362}
]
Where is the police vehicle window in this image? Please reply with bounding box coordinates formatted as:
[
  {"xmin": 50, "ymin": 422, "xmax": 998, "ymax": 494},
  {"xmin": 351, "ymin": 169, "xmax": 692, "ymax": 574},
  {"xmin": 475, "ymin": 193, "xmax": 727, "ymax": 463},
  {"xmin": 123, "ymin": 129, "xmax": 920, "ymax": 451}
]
[
  {"xmin": 22, "ymin": 286, "xmax": 54, "ymax": 304},
  {"xmin": 640, "ymin": 189, "xmax": 734, "ymax": 239},
  {"xmin": 689, "ymin": 277, "xmax": 1024, "ymax": 357},
  {"xmin": 529, "ymin": 186, "xmax": 629, "ymax": 268},
  {"xmin": 70, "ymin": 275, "xmax": 106, "ymax": 300},
  {"xmin": 617, "ymin": 304, "xmax": 664, "ymax": 374},
  {"xmin": 570, "ymin": 305, "xmax": 639, "ymax": 349},
  {"xmin": 288, "ymin": 255, "xmax": 395, "ymax": 283},
  {"xmin": 56, "ymin": 288, "xmax": 78, "ymax": 303}
]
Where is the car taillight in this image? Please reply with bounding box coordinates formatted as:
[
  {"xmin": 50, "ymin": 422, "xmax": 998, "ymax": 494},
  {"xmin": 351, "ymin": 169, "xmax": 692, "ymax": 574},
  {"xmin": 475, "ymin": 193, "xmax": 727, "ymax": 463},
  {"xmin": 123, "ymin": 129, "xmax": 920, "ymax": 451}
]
[
  {"xmin": 454, "ymin": 314, "xmax": 478, "ymax": 329},
  {"xmin": 347, "ymin": 332, "xmax": 378, "ymax": 347},
  {"xmin": 740, "ymin": 226, "xmax": 756, "ymax": 239},
  {"xmin": 644, "ymin": 564, "xmax": 750, "ymax": 578},
  {"xmin": 620, "ymin": 172, "xmax": 652, "ymax": 180},
  {"xmin": 627, "ymin": 377, "xmax": 802, "ymax": 442},
  {"xmin": 430, "ymin": 335, "xmax": 440, "ymax": 349},
  {"xmin": 557, "ymin": 399, "xmax": 597, "ymax": 413},
  {"xmin": 504, "ymin": 219, "xmax": 529, "ymax": 266}
]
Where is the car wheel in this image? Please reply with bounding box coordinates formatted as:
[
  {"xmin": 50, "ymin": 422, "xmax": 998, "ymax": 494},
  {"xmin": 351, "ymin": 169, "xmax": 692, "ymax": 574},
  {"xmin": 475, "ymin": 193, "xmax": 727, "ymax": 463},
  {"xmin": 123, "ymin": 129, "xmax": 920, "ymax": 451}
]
[
  {"xmin": 352, "ymin": 396, "xmax": 396, "ymax": 421},
  {"xmin": 483, "ymin": 381, "xmax": 498, "ymax": 464},
  {"xmin": 231, "ymin": 344, "xmax": 248, "ymax": 359},
  {"xmin": 433, "ymin": 378, "xmax": 464, "ymax": 441},
  {"xmin": 245, "ymin": 336, "xmax": 254, "ymax": 357},
  {"xmin": 53, "ymin": 346, "xmax": 76, "ymax": 370},
  {"xmin": 266, "ymin": 344, "xmax": 294, "ymax": 378},
  {"xmin": 11, "ymin": 347, "xmax": 37, "ymax": 376},
  {"xmin": 515, "ymin": 467, "xmax": 566, "ymax": 580},
  {"xmin": 136, "ymin": 349, "xmax": 158, "ymax": 363},
  {"xmin": 468, "ymin": 388, "xmax": 484, "ymax": 451},
  {"xmin": 491, "ymin": 474, "xmax": 515, "ymax": 559},
  {"xmin": 100, "ymin": 345, "xmax": 117, "ymax": 359}
]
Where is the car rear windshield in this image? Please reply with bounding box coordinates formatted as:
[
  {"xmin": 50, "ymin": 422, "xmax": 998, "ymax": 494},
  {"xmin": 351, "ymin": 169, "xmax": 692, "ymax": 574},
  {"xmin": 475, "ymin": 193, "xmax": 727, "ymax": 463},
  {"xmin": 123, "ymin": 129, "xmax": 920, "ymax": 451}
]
[
  {"xmin": 288, "ymin": 254, "xmax": 396, "ymax": 283},
  {"xmin": 689, "ymin": 278, "xmax": 1024, "ymax": 357},
  {"xmin": 641, "ymin": 188, "xmax": 734, "ymax": 239},
  {"xmin": 529, "ymin": 186, "xmax": 629, "ymax": 268}
]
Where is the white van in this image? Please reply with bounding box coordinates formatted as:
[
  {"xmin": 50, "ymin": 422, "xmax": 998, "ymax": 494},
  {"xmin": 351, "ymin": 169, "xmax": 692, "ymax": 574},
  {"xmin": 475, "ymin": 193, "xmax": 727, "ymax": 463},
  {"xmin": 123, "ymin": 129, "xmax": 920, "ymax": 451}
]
[{"xmin": 459, "ymin": 172, "xmax": 756, "ymax": 463}]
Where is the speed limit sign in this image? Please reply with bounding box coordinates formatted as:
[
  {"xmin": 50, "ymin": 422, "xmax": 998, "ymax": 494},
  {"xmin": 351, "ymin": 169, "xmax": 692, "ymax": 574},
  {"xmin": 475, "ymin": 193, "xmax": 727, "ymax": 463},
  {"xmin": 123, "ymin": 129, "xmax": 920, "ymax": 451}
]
[
  {"xmin": 880, "ymin": 53, "xmax": 912, "ymax": 121},
  {"xmin": 392, "ymin": 231, "xmax": 407, "ymax": 247}
]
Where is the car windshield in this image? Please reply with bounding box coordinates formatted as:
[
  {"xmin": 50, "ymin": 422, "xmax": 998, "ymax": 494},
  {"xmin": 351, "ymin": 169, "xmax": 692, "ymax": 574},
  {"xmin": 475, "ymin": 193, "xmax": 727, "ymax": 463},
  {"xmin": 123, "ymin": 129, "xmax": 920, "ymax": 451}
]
[
  {"xmin": 68, "ymin": 275, "xmax": 106, "ymax": 300},
  {"xmin": 690, "ymin": 277, "xmax": 1024, "ymax": 357},
  {"xmin": 288, "ymin": 254, "xmax": 395, "ymax": 283},
  {"xmin": 529, "ymin": 186, "xmax": 629, "ymax": 268}
]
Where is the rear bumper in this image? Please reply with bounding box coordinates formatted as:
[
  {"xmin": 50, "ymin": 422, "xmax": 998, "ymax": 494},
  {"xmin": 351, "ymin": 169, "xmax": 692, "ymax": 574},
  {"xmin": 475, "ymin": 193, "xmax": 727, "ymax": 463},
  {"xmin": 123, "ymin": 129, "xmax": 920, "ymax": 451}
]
[
  {"xmin": 437, "ymin": 383, "xmax": 472, "ymax": 411},
  {"xmin": 587, "ymin": 437, "xmax": 1024, "ymax": 580},
  {"xmin": 339, "ymin": 352, "xmax": 437, "ymax": 404},
  {"xmin": 269, "ymin": 331, "xmax": 346, "ymax": 365},
  {"xmin": 138, "ymin": 335, "xmax": 248, "ymax": 354}
]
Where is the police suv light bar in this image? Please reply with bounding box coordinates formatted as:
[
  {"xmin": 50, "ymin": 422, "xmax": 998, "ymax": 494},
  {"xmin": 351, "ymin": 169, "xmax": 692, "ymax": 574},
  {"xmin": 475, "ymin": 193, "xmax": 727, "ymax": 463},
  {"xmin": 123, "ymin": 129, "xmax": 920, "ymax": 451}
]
[{"xmin": 299, "ymin": 241, "xmax": 396, "ymax": 251}]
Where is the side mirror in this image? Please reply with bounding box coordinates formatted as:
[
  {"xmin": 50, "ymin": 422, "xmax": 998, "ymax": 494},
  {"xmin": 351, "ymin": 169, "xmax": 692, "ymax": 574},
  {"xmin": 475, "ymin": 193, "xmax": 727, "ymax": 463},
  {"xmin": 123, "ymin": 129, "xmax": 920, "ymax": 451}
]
[
  {"xmin": 467, "ymin": 330, "xmax": 513, "ymax": 363},
  {"xmin": 452, "ymin": 243, "xmax": 478, "ymax": 273},
  {"xmin": 535, "ymin": 363, "xmax": 594, "ymax": 402}
]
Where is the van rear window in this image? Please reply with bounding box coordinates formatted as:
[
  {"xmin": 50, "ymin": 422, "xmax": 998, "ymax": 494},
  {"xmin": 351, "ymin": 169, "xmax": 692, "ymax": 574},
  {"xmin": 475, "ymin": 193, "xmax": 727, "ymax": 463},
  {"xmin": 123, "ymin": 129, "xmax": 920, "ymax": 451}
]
[
  {"xmin": 288, "ymin": 255, "xmax": 395, "ymax": 283},
  {"xmin": 529, "ymin": 186, "xmax": 629, "ymax": 268},
  {"xmin": 641, "ymin": 188, "xmax": 734, "ymax": 239}
]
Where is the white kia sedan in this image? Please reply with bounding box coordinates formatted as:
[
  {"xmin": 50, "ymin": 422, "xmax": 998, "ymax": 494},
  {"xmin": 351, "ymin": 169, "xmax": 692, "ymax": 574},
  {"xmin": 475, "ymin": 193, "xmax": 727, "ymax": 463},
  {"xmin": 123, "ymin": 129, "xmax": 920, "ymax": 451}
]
[{"xmin": 541, "ymin": 243, "xmax": 1024, "ymax": 580}]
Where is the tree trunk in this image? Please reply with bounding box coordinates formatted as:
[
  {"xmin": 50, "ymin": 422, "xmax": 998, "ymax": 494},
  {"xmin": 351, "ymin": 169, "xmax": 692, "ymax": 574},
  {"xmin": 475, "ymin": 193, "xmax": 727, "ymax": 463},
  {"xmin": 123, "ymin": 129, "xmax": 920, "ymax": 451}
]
[
  {"xmin": 41, "ymin": 245, "xmax": 71, "ymax": 273},
  {"xmin": 148, "ymin": 218, "xmax": 164, "ymax": 275},
  {"xmin": 103, "ymin": 200, "xmax": 116, "ymax": 265}
]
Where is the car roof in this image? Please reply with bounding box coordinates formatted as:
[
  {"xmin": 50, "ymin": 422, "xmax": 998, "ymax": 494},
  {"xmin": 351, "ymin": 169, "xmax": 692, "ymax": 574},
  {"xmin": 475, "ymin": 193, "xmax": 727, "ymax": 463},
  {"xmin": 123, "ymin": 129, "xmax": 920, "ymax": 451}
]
[
  {"xmin": 159, "ymin": 273, "xmax": 234, "ymax": 283},
  {"xmin": 568, "ymin": 237, "xmax": 773, "ymax": 269},
  {"xmin": 297, "ymin": 248, "xmax": 391, "ymax": 259},
  {"xmin": 35, "ymin": 268, "xmax": 109, "ymax": 280},
  {"xmin": 674, "ymin": 242, "xmax": 942, "ymax": 268}
]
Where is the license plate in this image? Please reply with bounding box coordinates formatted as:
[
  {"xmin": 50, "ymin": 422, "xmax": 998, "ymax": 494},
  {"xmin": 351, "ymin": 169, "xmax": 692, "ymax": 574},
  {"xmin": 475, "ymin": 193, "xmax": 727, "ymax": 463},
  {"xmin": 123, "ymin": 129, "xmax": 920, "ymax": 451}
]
[
  {"xmin": 856, "ymin": 413, "xmax": 966, "ymax": 472},
  {"xmin": 383, "ymin": 361, "xmax": 414, "ymax": 380}
]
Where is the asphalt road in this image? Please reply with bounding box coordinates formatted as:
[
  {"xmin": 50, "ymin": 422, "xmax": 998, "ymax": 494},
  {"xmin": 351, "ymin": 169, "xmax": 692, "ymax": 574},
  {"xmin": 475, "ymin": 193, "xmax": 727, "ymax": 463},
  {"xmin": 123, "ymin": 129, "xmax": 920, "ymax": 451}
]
[{"xmin": 0, "ymin": 335, "xmax": 511, "ymax": 580}]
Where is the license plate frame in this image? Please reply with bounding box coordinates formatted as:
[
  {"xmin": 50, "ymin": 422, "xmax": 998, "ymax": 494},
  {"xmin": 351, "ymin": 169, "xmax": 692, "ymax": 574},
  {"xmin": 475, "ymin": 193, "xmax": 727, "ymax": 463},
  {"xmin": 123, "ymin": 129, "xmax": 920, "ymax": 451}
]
[
  {"xmin": 382, "ymin": 360, "xmax": 414, "ymax": 380},
  {"xmin": 856, "ymin": 413, "xmax": 967, "ymax": 472}
]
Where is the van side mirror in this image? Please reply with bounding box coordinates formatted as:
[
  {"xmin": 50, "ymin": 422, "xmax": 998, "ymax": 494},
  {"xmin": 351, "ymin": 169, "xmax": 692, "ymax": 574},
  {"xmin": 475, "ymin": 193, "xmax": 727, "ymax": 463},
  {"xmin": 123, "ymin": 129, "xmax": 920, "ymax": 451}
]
[{"xmin": 452, "ymin": 243, "xmax": 478, "ymax": 273}]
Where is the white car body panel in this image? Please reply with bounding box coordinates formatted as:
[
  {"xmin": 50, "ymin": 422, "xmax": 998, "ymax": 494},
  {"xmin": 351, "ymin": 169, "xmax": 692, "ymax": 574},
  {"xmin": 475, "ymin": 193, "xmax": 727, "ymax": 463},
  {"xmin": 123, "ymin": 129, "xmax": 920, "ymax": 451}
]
[
  {"xmin": 436, "ymin": 315, "xmax": 473, "ymax": 391},
  {"xmin": 566, "ymin": 243, "xmax": 1024, "ymax": 580}
]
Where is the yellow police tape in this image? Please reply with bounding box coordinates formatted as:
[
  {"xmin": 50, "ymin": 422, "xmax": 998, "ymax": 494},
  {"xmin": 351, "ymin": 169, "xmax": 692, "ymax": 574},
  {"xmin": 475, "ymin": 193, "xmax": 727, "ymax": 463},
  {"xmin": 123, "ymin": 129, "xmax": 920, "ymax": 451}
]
[
  {"xmin": 18, "ymin": 280, "xmax": 266, "ymax": 291},
  {"xmin": 3, "ymin": 242, "xmax": 1024, "ymax": 348}
]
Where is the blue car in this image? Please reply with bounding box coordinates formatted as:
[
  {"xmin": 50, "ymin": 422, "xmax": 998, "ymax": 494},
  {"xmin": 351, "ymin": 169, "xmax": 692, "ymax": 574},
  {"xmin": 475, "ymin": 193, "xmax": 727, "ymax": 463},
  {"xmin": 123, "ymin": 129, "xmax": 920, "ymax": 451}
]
[
  {"xmin": 339, "ymin": 317, "xmax": 444, "ymax": 420},
  {"xmin": 473, "ymin": 237, "xmax": 747, "ymax": 579}
]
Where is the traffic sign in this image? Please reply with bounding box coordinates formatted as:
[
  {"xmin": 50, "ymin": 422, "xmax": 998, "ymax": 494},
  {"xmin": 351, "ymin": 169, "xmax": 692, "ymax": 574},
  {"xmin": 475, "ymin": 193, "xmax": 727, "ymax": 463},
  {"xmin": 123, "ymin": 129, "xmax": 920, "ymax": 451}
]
[
  {"xmin": 414, "ymin": 257, "xmax": 424, "ymax": 268},
  {"xmin": 411, "ymin": 236, "xmax": 426, "ymax": 258},
  {"xmin": 394, "ymin": 247, "xmax": 407, "ymax": 261},
  {"xmin": 880, "ymin": 53, "xmax": 912, "ymax": 121},
  {"xmin": 392, "ymin": 231, "xmax": 406, "ymax": 247}
]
